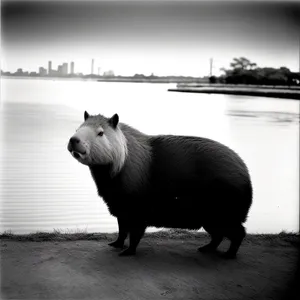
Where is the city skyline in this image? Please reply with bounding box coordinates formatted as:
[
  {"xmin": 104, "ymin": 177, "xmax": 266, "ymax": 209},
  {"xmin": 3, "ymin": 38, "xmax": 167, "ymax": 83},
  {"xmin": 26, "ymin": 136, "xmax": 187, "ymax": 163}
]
[
  {"xmin": 1, "ymin": 59, "xmax": 114, "ymax": 77},
  {"xmin": 1, "ymin": 0, "xmax": 300, "ymax": 77}
]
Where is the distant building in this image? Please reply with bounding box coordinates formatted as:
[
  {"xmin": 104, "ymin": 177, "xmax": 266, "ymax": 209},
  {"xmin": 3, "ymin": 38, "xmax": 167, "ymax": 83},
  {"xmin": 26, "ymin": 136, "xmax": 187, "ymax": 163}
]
[
  {"xmin": 70, "ymin": 62, "xmax": 74, "ymax": 75},
  {"xmin": 103, "ymin": 70, "xmax": 115, "ymax": 77},
  {"xmin": 57, "ymin": 65, "xmax": 62, "ymax": 75},
  {"xmin": 39, "ymin": 67, "xmax": 47, "ymax": 76},
  {"xmin": 14, "ymin": 68, "xmax": 24, "ymax": 76},
  {"xmin": 1, "ymin": 70, "xmax": 12, "ymax": 76},
  {"xmin": 48, "ymin": 61, "xmax": 52, "ymax": 75},
  {"xmin": 50, "ymin": 70, "xmax": 58, "ymax": 76},
  {"xmin": 62, "ymin": 63, "xmax": 68, "ymax": 76}
]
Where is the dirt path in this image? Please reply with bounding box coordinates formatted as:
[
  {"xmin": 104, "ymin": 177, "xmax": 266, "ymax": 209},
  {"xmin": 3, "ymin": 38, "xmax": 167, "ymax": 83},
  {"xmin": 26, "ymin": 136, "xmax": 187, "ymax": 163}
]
[{"xmin": 1, "ymin": 233, "xmax": 299, "ymax": 300}]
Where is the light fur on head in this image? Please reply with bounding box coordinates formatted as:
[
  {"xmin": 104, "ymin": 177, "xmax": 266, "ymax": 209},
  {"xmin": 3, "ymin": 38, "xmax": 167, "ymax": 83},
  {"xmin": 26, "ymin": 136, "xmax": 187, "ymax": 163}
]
[{"xmin": 69, "ymin": 113, "xmax": 128, "ymax": 176}]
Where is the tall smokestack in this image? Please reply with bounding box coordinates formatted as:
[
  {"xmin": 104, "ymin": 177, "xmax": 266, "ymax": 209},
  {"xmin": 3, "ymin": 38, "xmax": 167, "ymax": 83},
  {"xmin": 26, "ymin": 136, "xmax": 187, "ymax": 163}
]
[
  {"xmin": 209, "ymin": 58, "xmax": 213, "ymax": 77},
  {"xmin": 91, "ymin": 59, "xmax": 94, "ymax": 75}
]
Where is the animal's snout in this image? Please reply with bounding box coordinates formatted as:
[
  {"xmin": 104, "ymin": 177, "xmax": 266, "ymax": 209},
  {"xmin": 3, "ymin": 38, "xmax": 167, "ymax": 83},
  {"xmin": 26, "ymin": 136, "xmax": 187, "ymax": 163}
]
[{"xmin": 68, "ymin": 136, "xmax": 86, "ymax": 155}]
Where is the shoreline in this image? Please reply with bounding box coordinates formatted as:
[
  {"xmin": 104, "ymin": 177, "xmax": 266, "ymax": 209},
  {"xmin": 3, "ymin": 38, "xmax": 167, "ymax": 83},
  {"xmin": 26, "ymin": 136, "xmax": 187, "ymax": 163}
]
[
  {"xmin": 3, "ymin": 76, "xmax": 300, "ymax": 100},
  {"xmin": 176, "ymin": 83, "xmax": 300, "ymax": 90},
  {"xmin": 1, "ymin": 75, "xmax": 207, "ymax": 84},
  {"xmin": 1, "ymin": 229, "xmax": 299, "ymax": 242},
  {"xmin": 168, "ymin": 86, "xmax": 300, "ymax": 100},
  {"xmin": 3, "ymin": 76, "xmax": 300, "ymax": 91}
]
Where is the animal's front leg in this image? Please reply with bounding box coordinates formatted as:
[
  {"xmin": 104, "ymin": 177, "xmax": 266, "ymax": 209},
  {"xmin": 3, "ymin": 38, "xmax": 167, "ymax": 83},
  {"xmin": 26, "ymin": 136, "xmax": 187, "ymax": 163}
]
[
  {"xmin": 108, "ymin": 216, "xmax": 129, "ymax": 248},
  {"xmin": 119, "ymin": 222, "xmax": 146, "ymax": 256}
]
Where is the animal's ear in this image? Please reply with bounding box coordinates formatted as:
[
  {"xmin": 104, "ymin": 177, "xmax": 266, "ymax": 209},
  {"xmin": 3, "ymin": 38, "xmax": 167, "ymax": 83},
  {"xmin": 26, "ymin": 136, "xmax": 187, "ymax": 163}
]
[
  {"xmin": 108, "ymin": 113, "xmax": 119, "ymax": 128},
  {"xmin": 84, "ymin": 111, "xmax": 90, "ymax": 121}
]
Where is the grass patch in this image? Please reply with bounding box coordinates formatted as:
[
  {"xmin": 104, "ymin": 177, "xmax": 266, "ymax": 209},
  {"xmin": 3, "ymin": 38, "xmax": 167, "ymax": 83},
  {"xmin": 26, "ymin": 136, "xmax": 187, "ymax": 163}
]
[
  {"xmin": 244, "ymin": 231, "xmax": 300, "ymax": 247},
  {"xmin": 1, "ymin": 229, "xmax": 299, "ymax": 246},
  {"xmin": 145, "ymin": 229, "xmax": 208, "ymax": 240},
  {"xmin": 0, "ymin": 229, "xmax": 113, "ymax": 242}
]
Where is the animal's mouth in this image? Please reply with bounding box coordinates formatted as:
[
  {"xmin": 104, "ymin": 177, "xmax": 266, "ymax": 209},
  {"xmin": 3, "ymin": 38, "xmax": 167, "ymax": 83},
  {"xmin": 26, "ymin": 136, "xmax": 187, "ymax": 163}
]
[
  {"xmin": 71, "ymin": 150, "xmax": 86, "ymax": 160},
  {"xmin": 68, "ymin": 140, "xmax": 87, "ymax": 160}
]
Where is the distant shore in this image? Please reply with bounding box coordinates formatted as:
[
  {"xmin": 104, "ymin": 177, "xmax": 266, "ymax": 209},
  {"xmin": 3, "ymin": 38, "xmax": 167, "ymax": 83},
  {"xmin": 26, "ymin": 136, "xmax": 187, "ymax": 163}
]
[
  {"xmin": 1, "ymin": 229, "xmax": 299, "ymax": 300},
  {"xmin": 1, "ymin": 75, "xmax": 208, "ymax": 84},
  {"xmin": 169, "ymin": 83, "xmax": 300, "ymax": 100},
  {"xmin": 3, "ymin": 76, "xmax": 300, "ymax": 99}
]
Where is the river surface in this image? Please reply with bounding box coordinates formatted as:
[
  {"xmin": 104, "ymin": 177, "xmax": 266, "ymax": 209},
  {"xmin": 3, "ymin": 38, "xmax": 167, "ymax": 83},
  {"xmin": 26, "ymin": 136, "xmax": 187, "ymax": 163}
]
[{"xmin": 0, "ymin": 78, "xmax": 299, "ymax": 234}]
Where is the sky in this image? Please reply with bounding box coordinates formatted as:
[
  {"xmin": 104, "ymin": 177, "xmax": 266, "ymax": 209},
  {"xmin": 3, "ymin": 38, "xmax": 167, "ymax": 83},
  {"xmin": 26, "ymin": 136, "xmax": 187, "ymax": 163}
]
[{"xmin": 1, "ymin": 0, "xmax": 300, "ymax": 77}]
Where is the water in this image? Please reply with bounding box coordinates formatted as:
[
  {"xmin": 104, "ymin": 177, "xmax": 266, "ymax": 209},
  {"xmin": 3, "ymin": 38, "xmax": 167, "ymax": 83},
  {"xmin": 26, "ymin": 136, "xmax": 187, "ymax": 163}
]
[{"xmin": 0, "ymin": 78, "xmax": 299, "ymax": 234}]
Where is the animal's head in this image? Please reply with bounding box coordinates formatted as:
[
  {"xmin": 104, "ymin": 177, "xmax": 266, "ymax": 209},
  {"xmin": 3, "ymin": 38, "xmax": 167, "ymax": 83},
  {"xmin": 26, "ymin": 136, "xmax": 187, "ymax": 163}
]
[{"xmin": 67, "ymin": 111, "xmax": 128, "ymax": 175}]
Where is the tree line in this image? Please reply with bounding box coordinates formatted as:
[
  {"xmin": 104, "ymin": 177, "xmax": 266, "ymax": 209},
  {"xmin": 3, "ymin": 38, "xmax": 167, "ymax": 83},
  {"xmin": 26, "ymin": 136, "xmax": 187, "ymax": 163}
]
[{"xmin": 210, "ymin": 57, "xmax": 300, "ymax": 86}]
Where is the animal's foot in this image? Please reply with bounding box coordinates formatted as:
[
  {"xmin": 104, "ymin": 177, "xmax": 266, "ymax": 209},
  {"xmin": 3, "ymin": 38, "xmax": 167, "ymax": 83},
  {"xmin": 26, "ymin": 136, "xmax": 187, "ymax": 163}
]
[
  {"xmin": 198, "ymin": 244, "xmax": 218, "ymax": 253},
  {"xmin": 108, "ymin": 240, "xmax": 124, "ymax": 248},
  {"xmin": 119, "ymin": 247, "xmax": 136, "ymax": 256}
]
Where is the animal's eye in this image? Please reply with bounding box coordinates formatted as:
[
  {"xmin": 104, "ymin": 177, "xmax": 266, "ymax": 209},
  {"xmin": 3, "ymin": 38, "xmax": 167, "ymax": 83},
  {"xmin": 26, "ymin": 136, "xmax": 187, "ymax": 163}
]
[{"xmin": 98, "ymin": 131, "xmax": 104, "ymax": 137}]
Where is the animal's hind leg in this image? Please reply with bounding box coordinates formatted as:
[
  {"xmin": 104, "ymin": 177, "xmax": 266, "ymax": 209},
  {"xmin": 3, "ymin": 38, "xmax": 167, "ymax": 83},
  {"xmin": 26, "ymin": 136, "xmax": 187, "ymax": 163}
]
[
  {"xmin": 119, "ymin": 223, "xmax": 146, "ymax": 256},
  {"xmin": 223, "ymin": 224, "xmax": 246, "ymax": 259},
  {"xmin": 198, "ymin": 226, "xmax": 223, "ymax": 253},
  {"xmin": 108, "ymin": 216, "xmax": 129, "ymax": 248}
]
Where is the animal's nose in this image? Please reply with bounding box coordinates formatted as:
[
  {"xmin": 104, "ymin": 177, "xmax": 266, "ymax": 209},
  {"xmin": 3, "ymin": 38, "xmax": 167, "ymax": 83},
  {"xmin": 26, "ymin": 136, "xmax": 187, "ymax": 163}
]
[
  {"xmin": 70, "ymin": 136, "xmax": 80, "ymax": 145},
  {"xmin": 68, "ymin": 136, "xmax": 81, "ymax": 152}
]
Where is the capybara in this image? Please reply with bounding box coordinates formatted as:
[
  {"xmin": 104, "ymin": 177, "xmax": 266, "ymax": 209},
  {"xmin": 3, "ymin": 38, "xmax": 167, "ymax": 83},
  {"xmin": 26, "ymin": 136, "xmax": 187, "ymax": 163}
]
[{"xmin": 67, "ymin": 111, "xmax": 252, "ymax": 258}]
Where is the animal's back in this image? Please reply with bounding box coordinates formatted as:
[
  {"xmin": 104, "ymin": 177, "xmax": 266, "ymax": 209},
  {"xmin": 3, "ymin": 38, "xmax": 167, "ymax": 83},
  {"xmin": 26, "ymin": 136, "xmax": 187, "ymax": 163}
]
[
  {"xmin": 148, "ymin": 134, "xmax": 251, "ymax": 192},
  {"xmin": 138, "ymin": 135, "xmax": 253, "ymax": 228}
]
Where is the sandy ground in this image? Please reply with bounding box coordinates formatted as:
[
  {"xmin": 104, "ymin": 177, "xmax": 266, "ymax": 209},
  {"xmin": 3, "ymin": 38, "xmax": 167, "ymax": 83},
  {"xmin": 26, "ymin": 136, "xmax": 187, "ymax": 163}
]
[{"xmin": 1, "ymin": 232, "xmax": 299, "ymax": 300}]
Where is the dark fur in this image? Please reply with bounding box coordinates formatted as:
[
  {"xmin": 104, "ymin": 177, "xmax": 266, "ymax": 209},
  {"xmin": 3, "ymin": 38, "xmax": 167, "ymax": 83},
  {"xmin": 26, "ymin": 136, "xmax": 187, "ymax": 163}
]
[{"xmin": 71, "ymin": 114, "xmax": 253, "ymax": 258}]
